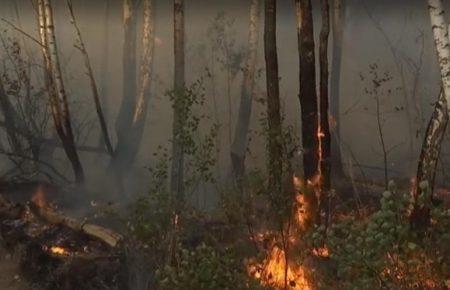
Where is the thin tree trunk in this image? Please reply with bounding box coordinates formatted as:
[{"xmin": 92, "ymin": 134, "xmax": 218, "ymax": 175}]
[
  {"xmin": 38, "ymin": 0, "xmax": 84, "ymax": 184},
  {"xmin": 230, "ymin": 0, "xmax": 260, "ymax": 189},
  {"xmin": 319, "ymin": 0, "xmax": 331, "ymax": 225},
  {"xmin": 100, "ymin": 0, "xmax": 110, "ymax": 125},
  {"xmin": 115, "ymin": 0, "xmax": 138, "ymax": 156},
  {"xmin": 330, "ymin": 0, "xmax": 346, "ymax": 179},
  {"xmin": 428, "ymin": 0, "xmax": 450, "ymax": 107},
  {"xmin": 264, "ymin": 0, "xmax": 282, "ymax": 196},
  {"xmin": 295, "ymin": 0, "xmax": 320, "ymax": 228},
  {"xmin": 410, "ymin": 0, "xmax": 450, "ymax": 228},
  {"xmin": 411, "ymin": 91, "xmax": 448, "ymax": 228},
  {"xmin": 66, "ymin": 0, "xmax": 114, "ymax": 157},
  {"xmin": 171, "ymin": 0, "xmax": 186, "ymax": 202},
  {"xmin": 296, "ymin": 0, "xmax": 320, "ymax": 182}
]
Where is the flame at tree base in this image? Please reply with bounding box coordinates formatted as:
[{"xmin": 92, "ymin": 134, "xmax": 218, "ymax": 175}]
[
  {"xmin": 246, "ymin": 175, "xmax": 324, "ymax": 290},
  {"xmin": 247, "ymin": 245, "xmax": 312, "ymax": 290}
]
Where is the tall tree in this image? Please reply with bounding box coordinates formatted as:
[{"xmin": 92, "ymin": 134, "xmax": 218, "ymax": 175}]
[
  {"xmin": 171, "ymin": 0, "xmax": 186, "ymax": 202},
  {"xmin": 264, "ymin": 0, "xmax": 283, "ymax": 196},
  {"xmin": 109, "ymin": 0, "xmax": 154, "ymax": 187},
  {"xmin": 114, "ymin": 0, "xmax": 138, "ymax": 158},
  {"xmin": 330, "ymin": 0, "xmax": 346, "ymax": 178},
  {"xmin": 296, "ymin": 0, "xmax": 320, "ymax": 182},
  {"xmin": 428, "ymin": 0, "xmax": 450, "ymax": 107},
  {"xmin": 411, "ymin": 0, "xmax": 450, "ymax": 227},
  {"xmin": 319, "ymin": 0, "xmax": 331, "ymax": 224},
  {"xmin": 412, "ymin": 91, "xmax": 448, "ymax": 228},
  {"xmin": 231, "ymin": 0, "xmax": 261, "ymax": 189},
  {"xmin": 37, "ymin": 0, "xmax": 84, "ymax": 184}
]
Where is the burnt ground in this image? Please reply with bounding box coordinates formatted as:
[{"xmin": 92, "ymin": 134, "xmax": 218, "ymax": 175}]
[{"xmin": 0, "ymin": 247, "xmax": 33, "ymax": 290}]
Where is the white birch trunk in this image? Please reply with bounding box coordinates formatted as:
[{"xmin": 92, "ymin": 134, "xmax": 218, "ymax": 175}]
[
  {"xmin": 133, "ymin": 0, "xmax": 154, "ymax": 124},
  {"xmin": 43, "ymin": 0, "xmax": 69, "ymax": 121},
  {"xmin": 428, "ymin": 0, "xmax": 450, "ymax": 109}
]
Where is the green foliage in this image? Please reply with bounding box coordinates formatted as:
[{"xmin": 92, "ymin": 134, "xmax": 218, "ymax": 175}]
[
  {"xmin": 126, "ymin": 148, "xmax": 172, "ymax": 250},
  {"xmin": 156, "ymin": 243, "xmax": 262, "ymax": 290},
  {"xmin": 167, "ymin": 79, "xmax": 219, "ymax": 193},
  {"xmin": 315, "ymin": 182, "xmax": 450, "ymax": 289}
]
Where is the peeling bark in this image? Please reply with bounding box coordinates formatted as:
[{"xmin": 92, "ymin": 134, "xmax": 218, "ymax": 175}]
[
  {"xmin": 411, "ymin": 91, "xmax": 448, "ymax": 228},
  {"xmin": 428, "ymin": 0, "xmax": 450, "ymax": 107},
  {"xmin": 231, "ymin": 0, "xmax": 260, "ymax": 189},
  {"xmin": 411, "ymin": 0, "xmax": 450, "ymax": 227},
  {"xmin": 38, "ymin": 0, "xmax": 84, "ymax": 184}
]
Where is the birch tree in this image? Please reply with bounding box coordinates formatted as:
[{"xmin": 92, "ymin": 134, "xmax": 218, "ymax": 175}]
[
  {"xmin": 428, "ymin": 0, "xmax": 450, "ymax": 106},
  {"xmin": 37, "ymin": 0, "xmax": 84, "ymax": 184},
  {"xmin": 230, "ymin": 0, "xmax": 260, "ymax": 189},
  {"xmin": 411, "ymin": 0, "xmax": 450, "ymax": 227},
  {"xmin": 412, "ymin": 91, "xmax": 448, "ymax": 228}
]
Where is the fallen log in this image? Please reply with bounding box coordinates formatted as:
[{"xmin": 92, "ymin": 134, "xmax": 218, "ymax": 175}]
[
  {"xmin": 0, "ymin": 194, "xmax": 124, "ymax": 290},
  {"xmin": 29, "ymin": 203, "xmax": 122, "ymax": 248}
]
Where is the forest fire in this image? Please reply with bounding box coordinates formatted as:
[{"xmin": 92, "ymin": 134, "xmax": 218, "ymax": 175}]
[
  {"xmin": 247, "ymin": 245, "xmax": 311, "ymax": 290},
  {"xmin": 247, "ymin": 175, "xmax": 319, "ymax": 290}
]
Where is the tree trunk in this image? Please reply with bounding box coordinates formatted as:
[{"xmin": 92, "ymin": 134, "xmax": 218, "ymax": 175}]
[
  {"xmin": 428, "ymin": 0, "xmax": 450, "ymax": 107},
  {"xmin": 114, "ymin": 0, "xmax": 138, "ymax": 159},
  {"xmin": 411, "ymin": 91, "xmax": 448, "ymax": 228},
  {"xmin": 113, "ymin": 0, "xmax": 154, "ymax": 174},
  {"xmin": 264, "ymin": 0, "xmax": 283, "ymax": 196},
  {"xmin": 109, "ymin": 0, "xmax": 154, "ymax": 189},
  {"xmin": 296, "ymin": 0, "xmax": 320, "ymax": 183},
  {"xmin": 38, "ymin": 0, "xmax": 85, "ymax": 184},
  {"xmin": 330, "ymin": 0, "xmax": 346, "ymax": 179},
  {"xmin": 230, "ymin": 0, "xmax": 261, "ymax": 189},
  {"xmin": 410, "ymin": 0, "xmax": 450, "ymax": 228},
  {"xmin": 319, "ymin": 0, "xmax": 331, "ymax": 225},
  {"xmin": 67, "ymin": 0, "xmax": 114, "ymax": 157},
  {"xmin": 171, "ymin": 0, "xmax": 186, "ymax": 203}
]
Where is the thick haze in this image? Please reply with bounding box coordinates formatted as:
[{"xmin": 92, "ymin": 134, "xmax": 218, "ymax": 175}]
[{"xmin": 0, "ymin": 0, "xmax": 449, "ymax": 195}]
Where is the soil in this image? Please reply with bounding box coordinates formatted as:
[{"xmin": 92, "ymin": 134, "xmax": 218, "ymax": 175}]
[{"xmin": 0, "ymin": 247, "xmax": 33, "ymax": 290}]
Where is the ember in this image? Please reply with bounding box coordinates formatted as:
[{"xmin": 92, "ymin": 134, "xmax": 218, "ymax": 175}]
[{"xmin": 47, "ymin": 245, "xmax": 70, "ymax": 256}]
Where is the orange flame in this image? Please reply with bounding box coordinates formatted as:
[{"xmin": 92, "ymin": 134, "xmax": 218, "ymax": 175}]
[
  {"xmin": 248, "ymin": 175, "xmax": 320, "ymax": 289},
  {"xmin": 32, "ymin": 185, "xmax": 47, "ymax": 208},
  {"xmin": 46, "ymin": 246, "xmax": 69, "ymax": 256},
  {"xmin": 248, "ymin": 246, "xmax": 311, "ymax": 290},
  {"xmin": 312, "ymin": 246, "xmax": 329, "ymax": 258}
]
